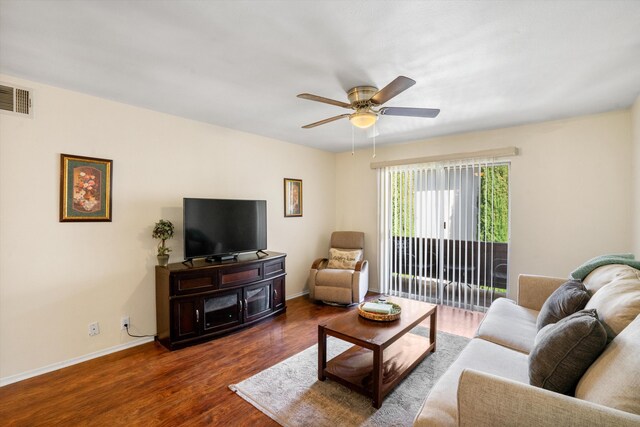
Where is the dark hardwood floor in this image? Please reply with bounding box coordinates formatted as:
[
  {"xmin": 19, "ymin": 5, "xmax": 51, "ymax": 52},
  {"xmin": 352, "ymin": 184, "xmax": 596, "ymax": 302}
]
[{"xmin": 0, "ymin": 295, "xmax": 483, "ymax": 426}]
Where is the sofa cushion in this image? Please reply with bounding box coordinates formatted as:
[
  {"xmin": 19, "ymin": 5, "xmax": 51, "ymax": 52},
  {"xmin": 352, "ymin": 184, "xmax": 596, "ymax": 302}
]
[
  {"xmin": 475, "ymin": 298, "xmax": 538, "ymax": 354},
  {"xmin": 575, "ymin": 314, "xmax": 640, "ymax": 415},
  {"xmin": 582, "ymin": 263, "xmax": 639, "ymax": 294},
  {"xmin": 326, "ymin": 248, "xmax": 362, "ymax": 269},
  {"xmin": 571, "ymin": 254, "xmax": 638, "ymax": 281},
  {"xmin": 536, "ymin": 280, "xmax": 590, "ymax": 330},
  {"xmin": 583, "ymin": 267, "xmax": 640, "ymax": 340},
  {"xmin": 529, "ymin": 309, "xmax": 607, "ymax": 395},
  {"xmin": 414, "ymin": 338, "xmax": 529, "ymax": 427}
]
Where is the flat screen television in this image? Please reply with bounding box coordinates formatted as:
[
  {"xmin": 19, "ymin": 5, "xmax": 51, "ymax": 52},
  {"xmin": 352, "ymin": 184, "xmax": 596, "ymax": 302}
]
[{"xmin": 183, "ymin": 198, "xmax": 267, "ymax": 261}]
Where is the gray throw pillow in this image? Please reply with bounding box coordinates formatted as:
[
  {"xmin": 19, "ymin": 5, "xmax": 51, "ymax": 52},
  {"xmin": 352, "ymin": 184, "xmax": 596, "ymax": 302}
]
[
  {"xmin": 537, "ymin": 280, "xmax": 590, "ymax": 330},
  {"xmin": 529, "ymin": 309, "xmax": 607, "ymax": 395}
]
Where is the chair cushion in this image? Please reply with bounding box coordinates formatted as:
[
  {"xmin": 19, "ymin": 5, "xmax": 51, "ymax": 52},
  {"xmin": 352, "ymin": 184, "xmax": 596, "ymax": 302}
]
[
  {"xmin": 583, "ymin": 267, "xmax": 640, "ymax": 340},
  {"xmin": 575, "ymin": 314, "xmax": 640, "ymax": 415},
  {"xmin": 536, "ymin": 280, "xmax": 590, "ymax": 330},
  {"xmin": 315, "ymin": 269, "xmax": 354, "ymax": 288},
  {"xmin": 314, "ymin": 286, "xmax": 353, "ymax": 305},
  {"xmin": 327, "ymin": 248, "xmax": 362, "ymax": 269},
  {"xmin": 529, "ymin": 309, "xmax": 607, "ymax": 395},
  {"xmin": 475, "ymin": 298, "xmax": 539, "ymax": 354},
  {"xmin": 330, "ymin": 231, "xmax": 364, "ymax": 250}
]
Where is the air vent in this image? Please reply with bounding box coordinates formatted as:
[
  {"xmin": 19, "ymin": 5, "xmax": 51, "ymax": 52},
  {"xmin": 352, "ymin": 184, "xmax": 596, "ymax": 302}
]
[{"xmin": 0, "ymin": 83, "xmax": 32, "ymax": 117}]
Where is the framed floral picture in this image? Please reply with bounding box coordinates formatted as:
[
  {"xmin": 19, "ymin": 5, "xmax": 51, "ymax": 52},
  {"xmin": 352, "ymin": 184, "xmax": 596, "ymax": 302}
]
[
  {"xmin": 284, "ymin": 178, "xmax": 302, "ymax": 217},
  {"xmin": 60, "ymin": 154, "xmax": 113, "ymax": 222}
]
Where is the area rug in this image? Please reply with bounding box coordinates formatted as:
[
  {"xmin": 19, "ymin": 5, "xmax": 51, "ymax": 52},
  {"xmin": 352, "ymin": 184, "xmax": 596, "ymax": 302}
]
[{"xmin": 229, "ymin": 327, "xmax": 469, "ymax": 426}]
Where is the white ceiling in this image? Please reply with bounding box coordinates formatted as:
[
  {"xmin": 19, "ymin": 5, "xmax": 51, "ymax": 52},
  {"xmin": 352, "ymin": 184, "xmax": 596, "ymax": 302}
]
[{"xmin": 1, "ymin": 0, "xmax": 639, "ymax": 152}]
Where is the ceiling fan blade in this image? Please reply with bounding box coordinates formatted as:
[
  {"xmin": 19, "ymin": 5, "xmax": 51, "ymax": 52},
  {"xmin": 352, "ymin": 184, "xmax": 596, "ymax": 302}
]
[
  {"xmin": 297, "ymin": 93, "xmax": 351, "ymax": 109},
  {"xmin": 370, "ymin": 76, "xmax": 416, "ymax": 105},
  {"xmin": 379, "ymin": 107, "xmax": 440, "ymax": 118},
  {"xmin": 301, "ymin": 114, "xmax": 350, "ymax": 129}
]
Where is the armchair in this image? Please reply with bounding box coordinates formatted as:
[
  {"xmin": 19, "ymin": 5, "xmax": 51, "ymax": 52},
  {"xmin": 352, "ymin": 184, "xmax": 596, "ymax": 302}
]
[{"xmin": 307, "ymin": 231, "xmax": 369, "ymax": 305}]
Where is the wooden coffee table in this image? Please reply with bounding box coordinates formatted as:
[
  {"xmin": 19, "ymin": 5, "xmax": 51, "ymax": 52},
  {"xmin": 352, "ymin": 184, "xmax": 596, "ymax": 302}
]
[{"xmin": 318, "ymin": 297, "xmax": 437, "ymax": 408}]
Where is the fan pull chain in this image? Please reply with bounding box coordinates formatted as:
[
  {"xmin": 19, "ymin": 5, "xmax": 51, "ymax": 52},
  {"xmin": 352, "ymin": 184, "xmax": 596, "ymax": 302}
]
[
  {"xmin": 372, "ymin": 123, "xmax": 377, "ymax": 158},
  {"xmin": 351, "ymin": 125, "xmax": 355, "ymax": 155}
]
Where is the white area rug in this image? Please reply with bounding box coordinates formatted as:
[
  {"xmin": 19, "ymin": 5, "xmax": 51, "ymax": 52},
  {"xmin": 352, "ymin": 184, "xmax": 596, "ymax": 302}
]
[{"xmin": 229, "ymin": 327, "xmax": 469, "ymax": 426}]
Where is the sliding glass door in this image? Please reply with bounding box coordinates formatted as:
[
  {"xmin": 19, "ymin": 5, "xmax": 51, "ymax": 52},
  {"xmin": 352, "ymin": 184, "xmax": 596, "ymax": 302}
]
[{"xmin": 378, "ymin": 159, "xmax": 510, "ymax": 311}]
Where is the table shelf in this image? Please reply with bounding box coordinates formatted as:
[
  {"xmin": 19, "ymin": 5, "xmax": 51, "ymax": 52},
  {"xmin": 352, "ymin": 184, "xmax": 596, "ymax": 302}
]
[{"xmin": 324, "ymin": 332, "xmax": 434, "ymax": 397}]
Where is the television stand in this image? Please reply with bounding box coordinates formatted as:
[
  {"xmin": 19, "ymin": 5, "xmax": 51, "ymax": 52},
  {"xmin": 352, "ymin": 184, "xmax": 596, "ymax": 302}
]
[{"xmin": 155, "ymin": 251, "xmax": 287, "ymax": 350}]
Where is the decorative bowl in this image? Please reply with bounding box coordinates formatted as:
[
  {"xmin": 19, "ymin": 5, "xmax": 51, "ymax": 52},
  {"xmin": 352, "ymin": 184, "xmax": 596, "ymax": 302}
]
[{"xmin": 358, "ymin": 301, "xmax": 401, "ymax": 322}]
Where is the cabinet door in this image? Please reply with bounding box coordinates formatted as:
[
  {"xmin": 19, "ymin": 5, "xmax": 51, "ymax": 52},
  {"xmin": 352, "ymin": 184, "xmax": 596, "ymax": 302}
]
[
  {"xmin": 273, "ymin": 276, "xmax": 285, "ymax": 310},
  {"xmin": 202, "ymin": 288, "xmax": 243, "ymax": 333},
  {"xmin": 171, "ymin": 297, "xmax": 201, "ymax": 341},
  {"xmin": 243, "ymin": 281, "xmax": 272, "ymax": 323}
]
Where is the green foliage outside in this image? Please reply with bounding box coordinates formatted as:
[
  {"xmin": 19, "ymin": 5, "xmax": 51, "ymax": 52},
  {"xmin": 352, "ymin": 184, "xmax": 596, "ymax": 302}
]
[
  {"xmin": 390, "ymin": 164, "xmax": 509, "ymax": 243},
  {"xmin": 478, "ymin": 165, "xmax": 509, "ymax": 243},
  {"xmin": 391, "ymin": 171, "xmax": 416, "ymax": 237}
]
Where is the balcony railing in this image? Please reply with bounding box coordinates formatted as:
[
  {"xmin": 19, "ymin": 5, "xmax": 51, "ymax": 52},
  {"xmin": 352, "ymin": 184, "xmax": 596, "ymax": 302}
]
[{"xmin": 390, "ymin": 236, "xmax": 508, "ymax": 310}]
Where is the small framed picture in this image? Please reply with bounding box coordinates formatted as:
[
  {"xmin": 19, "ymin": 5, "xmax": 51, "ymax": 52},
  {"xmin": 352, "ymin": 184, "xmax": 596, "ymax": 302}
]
[
  {"xmin": 284, "ymin": 178, "xmax": 302, "ymax": 217},
  {"xmin": 60, "ymin": 154, "xmax": 113, "ymax": 222}
]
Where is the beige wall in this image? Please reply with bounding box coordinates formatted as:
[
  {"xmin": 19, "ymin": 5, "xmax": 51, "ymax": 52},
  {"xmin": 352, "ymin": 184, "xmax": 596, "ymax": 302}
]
[
  {"xmin": 0, "ymin": 75, "xmax": 336, "ymax": 380},
  {"xmin": 633, "ymin": 94, "xmax": 640, "ymax": 257},
  {"xmin": 1, "ymin": 73, "xmax": 635, "ymax": 383},
  {"xmin": 336, "ymin": 110, "xmax": 633, "ymax": 296}
]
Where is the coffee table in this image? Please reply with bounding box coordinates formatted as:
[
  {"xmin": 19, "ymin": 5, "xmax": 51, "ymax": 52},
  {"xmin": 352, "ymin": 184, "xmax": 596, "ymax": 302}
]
[{"xmin": 318, "ymin": 297, "xmax": 437, "ymax": 408}]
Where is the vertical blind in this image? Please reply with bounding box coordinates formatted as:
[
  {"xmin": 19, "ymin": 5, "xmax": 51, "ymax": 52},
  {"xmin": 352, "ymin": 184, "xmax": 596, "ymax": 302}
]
[{"xmin": 377, "ymin": 158, "xmax": 511, "ymax": 311}]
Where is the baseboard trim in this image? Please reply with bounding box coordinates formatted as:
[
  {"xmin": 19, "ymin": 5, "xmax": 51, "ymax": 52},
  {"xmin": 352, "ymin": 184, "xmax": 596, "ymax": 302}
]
[
  {"xmin": 2, "ymin": 291, "xmax": 309, "ymax": 386},
  {"xmin": 286, "ymin": 290, "xmax": 309, "ymax": 300},
  {"xmin": 0, "ymin": 337, "xmax": 154, "ymax": 387}
]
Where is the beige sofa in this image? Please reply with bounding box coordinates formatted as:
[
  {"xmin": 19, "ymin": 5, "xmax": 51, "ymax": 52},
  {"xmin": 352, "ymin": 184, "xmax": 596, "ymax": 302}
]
[{"xmin": 415, "ymin": 265, "xmax": 640, "ymax": 426}]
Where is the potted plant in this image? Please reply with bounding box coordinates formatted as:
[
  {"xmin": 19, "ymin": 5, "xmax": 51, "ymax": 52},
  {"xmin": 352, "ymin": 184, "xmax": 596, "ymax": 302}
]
[{"xmin": 152, "ymin": 219, "xmax": 174, "ymax": 267}]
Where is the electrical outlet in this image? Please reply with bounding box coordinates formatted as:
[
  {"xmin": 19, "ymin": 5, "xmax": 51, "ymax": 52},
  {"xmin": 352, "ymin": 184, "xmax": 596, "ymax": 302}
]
[
  {"xmin": 88, "ymin": 322, "xmax": 100, "ymax": 336},
  {"xmin": 121, "ymin": 316, "xmax": 130, "ymax": 330}
]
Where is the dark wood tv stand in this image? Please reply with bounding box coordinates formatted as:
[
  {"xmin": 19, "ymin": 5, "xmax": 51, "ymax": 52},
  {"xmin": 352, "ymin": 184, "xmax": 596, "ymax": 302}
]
[{"xmin": 155, "ymin": 251, "xmax": 286, "ymax": 350}]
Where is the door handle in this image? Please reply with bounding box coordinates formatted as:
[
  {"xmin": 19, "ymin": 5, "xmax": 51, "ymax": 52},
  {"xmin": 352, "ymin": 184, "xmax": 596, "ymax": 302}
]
[
  {"xmin": 274, "ymin": 289, "xmax": 278, "ymax": 299},
  {"xmin": 239, "ymin": 299, "xmax": 243, "ymax": 312},
  {"xmin": 195, "ymin": 309, "xmax": 199, "ymax": 323}
]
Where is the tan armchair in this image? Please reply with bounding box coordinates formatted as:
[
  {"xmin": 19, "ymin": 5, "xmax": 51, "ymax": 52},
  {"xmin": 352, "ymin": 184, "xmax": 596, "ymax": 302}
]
[{"xmin": 307, "ymin": 231, "xmax": 369, "ymax": 305}]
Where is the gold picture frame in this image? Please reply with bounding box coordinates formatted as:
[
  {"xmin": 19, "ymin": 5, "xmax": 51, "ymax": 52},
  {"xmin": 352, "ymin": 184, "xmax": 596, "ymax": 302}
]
[
  {"xmin": 60, "ymin": 154, "xmax": 113, "ymax": 222},
  {"xmin": 284, "ymin": 178, "xmax": 302, "ymax": 217}
]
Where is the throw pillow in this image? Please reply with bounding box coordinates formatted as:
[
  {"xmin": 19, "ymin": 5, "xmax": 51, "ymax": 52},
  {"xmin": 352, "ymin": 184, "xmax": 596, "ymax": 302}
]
[
  {"xmin": 584, "ymin": 270, "xmax": 640, "ymax": 340},
  {"xmin": 529, "ymin": 309, "xmax": 607, "ymax": 395},
  {"xmin": 327, "ymin": 248, "xmax": 362, "ymax": 270},
  {"xmin": 575, "ymin": 314, "xmax": 640, "ymax": 415},
  {"xmin": 536, "ymin": 280, "xmax": 590, "ymax": 330}
]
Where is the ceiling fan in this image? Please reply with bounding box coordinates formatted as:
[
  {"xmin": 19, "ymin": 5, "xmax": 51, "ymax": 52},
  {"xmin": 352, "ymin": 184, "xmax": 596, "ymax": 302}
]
[{"xmin": 297, "ymin": 76, "xmax": 440, "ymax": 130}]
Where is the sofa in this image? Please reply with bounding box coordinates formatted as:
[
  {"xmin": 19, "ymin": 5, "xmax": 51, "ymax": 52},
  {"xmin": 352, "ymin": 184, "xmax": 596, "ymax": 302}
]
[{"xmin": 414, "ymin": 264, "xmax": 640, "ymax": 426}]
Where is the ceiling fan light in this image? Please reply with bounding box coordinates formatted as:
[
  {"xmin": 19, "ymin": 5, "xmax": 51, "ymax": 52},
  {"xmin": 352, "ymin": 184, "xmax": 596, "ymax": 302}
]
[{"xmin": 349, "ymin": 111, "xmax": 378, "ymax": 129}]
